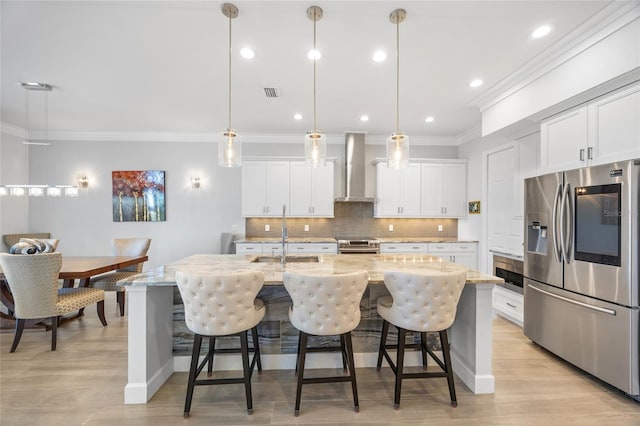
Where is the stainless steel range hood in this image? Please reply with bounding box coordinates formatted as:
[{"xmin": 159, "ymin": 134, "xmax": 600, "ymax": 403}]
[{"xmin": 335, "ymin": 132, "xmax": 375, "ymax": 202}]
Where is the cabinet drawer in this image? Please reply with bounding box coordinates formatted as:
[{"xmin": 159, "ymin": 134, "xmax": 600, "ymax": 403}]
[
  {"xmin": 380, "ymin": 243, "xmax": 429, "ymax": 253},
  {"xmin": 493, "ymin": 286, "xmax": 523, "ymax": 326},
  {"xmin": 428, "ymin": 243, "xmax": 476, "ymax": 252},
  {"xmin": 235, "ymin": 243, "xmax": 263, "ymax": 254},
  {"xmin": 288, "ymin": 243, "xmax": 337, "ymax": 254},
  {"xmin": 263, "ymin": 244, "xmax": 284, "ymax": 255}
]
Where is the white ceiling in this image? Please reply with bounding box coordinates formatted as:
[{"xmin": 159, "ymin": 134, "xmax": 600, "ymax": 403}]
[{"xmin": 0, "ymin": 1, "xmax": 617, "ymax": 143}]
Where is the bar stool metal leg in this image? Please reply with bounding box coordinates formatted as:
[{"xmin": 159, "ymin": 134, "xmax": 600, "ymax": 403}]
[
  {"xmin": 251, "ymin": 326, "xmax": 262, "ymax": 373},
  {"xmin": 340, "ymin": 334, "xmax": 348, "ymax": 371},
  {"xmin": 394, "ymin": 327, "xmax": 407, "ymax": 409},
  {"xmin": 440, "ymin": 330, "xmax": 457, "ymax": 407},
  {"xmin": 184, "ymin": 334, "xmax": 203, "ymax": 418},
  {"xmin": 344, "ymin": 332, "xmax": 359, "ymax": 412},
  {"xmin": 377, "ymin": 319, "xmax": 390, "ymax": 370},
  {"xmin": 206, "ymin": 337, "xmax": 216, "ymax": 377},
  {"xmin": 294, "ymin": 332, "xmax": 309, "ymax": 416},
  {"xmin": 420, "ymin": 332, "xmax": 428, "ymax": 368},
  {"xmin": 240, "ymin": 331, "xmax": 253, "ymax": 414}
]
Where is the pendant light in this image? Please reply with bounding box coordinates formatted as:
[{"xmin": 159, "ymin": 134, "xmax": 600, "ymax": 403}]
[
  {"xmin": 0, "ymin": 82, "xmax": 79, "ymax": 197},
  {"xmin": 218, "ymin": 3, "xmax": 241, "ymax": 167},
  {"xmin": 304, "ymin": 5, "xmax": 326, "ymax": 168},
  {"xmin": 386, "ymin": 8, "xmax": 409, "ymax": 169}
]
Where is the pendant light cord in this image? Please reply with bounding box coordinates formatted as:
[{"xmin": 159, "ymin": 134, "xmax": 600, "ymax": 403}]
[
  {"xmin": 228, "ymin": 13, "xmax": 232, "ymax": 131},
  {"xmin": 396, "ymin": 17, "xmax": 400, "ymax": 136},
  {"xmin": 313, "ymin": 8, "xmax": 317, "ymax": 133}
]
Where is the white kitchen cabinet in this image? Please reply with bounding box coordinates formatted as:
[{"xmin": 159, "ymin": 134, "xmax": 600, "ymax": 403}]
[
  {"xmin": 587, "ymin": 82, "xmax": 640, "ymax": 165},
  {"xmin": 427, "ymin": 242, "xmax": 478, "ymax": 270},
  {"xmin": 375, "ymin": 162, "xmax": 421, "ymax": 217},
  {"xmin": 493, "ymin": 286, "xmax": 523, "ymax": 326},
  {"xmin": 289, "ymin": 161, "xmax": 334, "ymax": 217},
  {"xmin": 379, "ymin": 243, "xmax": 429, "ymax": 254},
  {"xmin": 287, "ymin": 242, "xmax": 337, "ymax": 254},
  {"xmin": 235, "ymin": 243, "xmax": 263, "ymax": 254},
  {"xmin": 241, "ymin": 161, "xmax": 290, "ymax": 217},
  {"xmin": 420, "ymin": 163, "xmax": 467, "ymax": 217},
  {"xmin": 540, "ymin": 81, "xmax": 640, "ymax": 172}
]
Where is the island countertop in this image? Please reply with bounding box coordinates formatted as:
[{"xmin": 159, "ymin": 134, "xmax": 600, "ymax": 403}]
[{"xmin": 119, "ymin": 253, "xmax": 502, "ymax": 287}]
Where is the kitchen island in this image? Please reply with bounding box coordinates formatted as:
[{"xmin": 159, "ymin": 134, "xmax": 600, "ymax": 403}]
[{"xmin": 119, "ymin": 254, "xmax": 502, "ymax": 404}]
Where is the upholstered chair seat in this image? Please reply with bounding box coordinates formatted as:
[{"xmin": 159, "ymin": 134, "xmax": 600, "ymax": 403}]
[
  {"xmin": 175, "ymin": 270, "xmax": 265, "ymax": 417},
  {"xmin": 283, "ymin": 270, "xmax": 369, "ymax": 416},
  {"xmin": 376, "ymin": 269, "xmax": 467, "ymax": 409},
  {"xmin": 89, "ymin": 238, "xmax": 150, "ymax": 316},
  {"xmin": 0, "ymin": 253, "xmax": 107, "ymax": 352}
]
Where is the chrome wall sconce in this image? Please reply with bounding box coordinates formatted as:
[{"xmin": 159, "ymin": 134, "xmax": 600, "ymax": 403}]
[{"xmin": 78, "ymin": 176, "xmax": 89, "ymax": 189}]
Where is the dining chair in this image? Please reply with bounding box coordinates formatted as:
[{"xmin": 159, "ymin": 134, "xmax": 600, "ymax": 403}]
[
  {"xmin": 376, "ymin": 269, "xmax": 467, "ymax": 409},
  {"xmin": 175, "ymin": 270, "xmax": 265, "ymax": 417},
  {"xmin": 89, "ymin": 238, "xmax": 151, "ymax": 316},
  {"xmin": 283, "ymin": 270, "xmax": 369, "ymax": 416},
  {"xmin": 0, "ymin": 252, "xmax": 107, "ymax": 353}
]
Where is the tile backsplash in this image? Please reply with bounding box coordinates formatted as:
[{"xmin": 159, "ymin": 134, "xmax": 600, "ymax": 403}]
[{"xmin": 246, "ymin": 202, "xmax": 457, "ymax": 238}]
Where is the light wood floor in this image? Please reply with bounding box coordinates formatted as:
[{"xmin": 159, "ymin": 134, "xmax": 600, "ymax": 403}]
[{"xmin": 1, "ymin": 292, "xmax": 638, "ymax": 425}]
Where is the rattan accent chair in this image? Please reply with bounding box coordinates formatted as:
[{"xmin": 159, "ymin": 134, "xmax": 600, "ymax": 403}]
[
  {"xmin": 376, "ymin": 269, "xmax": 467, "ymax": 409},
  {"xmin": 175, "ymin": 270, "xmax": 265, "ymax": 417},
  {"xmin": 283, "ymin": 270, "xmax": 369, "ymax": 416},
  {"xmin": 89, "ymin": 238, "xmax": 150, "ymax": 316},
  {"xmin": 0, "ymin": 252, "xmax": 107, "ymax": 352}
]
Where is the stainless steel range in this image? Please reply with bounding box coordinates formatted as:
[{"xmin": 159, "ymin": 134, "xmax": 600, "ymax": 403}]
[{"xmin": 336, "ymin": 238, "xmax": 380, "ymax": 254}]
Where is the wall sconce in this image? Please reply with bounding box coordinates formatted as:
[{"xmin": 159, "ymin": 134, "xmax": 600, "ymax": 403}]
[
  {"xmin": 191, "ymin": 177, "xmax": 201, "ymax": 190},
  {"xmin": 78, "ymin": 176, "xmax": 89, "ymax": 189}
]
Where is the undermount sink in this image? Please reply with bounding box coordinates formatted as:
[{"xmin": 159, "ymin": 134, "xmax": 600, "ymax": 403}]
[{"xmin": 250, "ymin": 255, "xmax": 319, "ymax": 263}]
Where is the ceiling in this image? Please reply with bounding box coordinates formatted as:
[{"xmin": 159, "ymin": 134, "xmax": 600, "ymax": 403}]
[{"xmin": 0, "ymin": 1, "xmax": 617, "ymax": 143}]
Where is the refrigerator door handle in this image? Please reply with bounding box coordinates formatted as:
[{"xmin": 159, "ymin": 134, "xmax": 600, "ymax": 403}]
[
  {"xmin": 559, "ymin": 183, "xmax": 568, "ymax": 264},
  {"xmin": 562, "ymin": 182, "xmax": 573, "ymax": 264},
  {"xmin": 528, "ymin": 284, "xmax": 616, "ymax": 316},
  {"xmin": 552, "ymin": 183, "xmax": 563, "ymax": 262}
]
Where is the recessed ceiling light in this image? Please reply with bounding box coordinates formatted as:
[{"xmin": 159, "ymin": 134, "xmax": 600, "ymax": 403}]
[
  {"xmin": 307, "ymin": 49, "xmax": 322, "ymax": 60},
  {"xmin": 425, "ymin": 116, "xmax": 435, "ymax": 123},
  {"xmin": 531, "ymin": 24, "xmax": 553, "ymax": 39},
  {"xmin": 294, "ymin": 113, "xmax": 303, "ymax": 120},
  {"xmin": 469, "ymin": 79, "xmax": 484, "ymax": 88},
  {"xmin": 240, "ymin": 47, "xmax": 255, "ymax": 59},
  {"xmin": 360, "ymin": 115, "xmax": 369, "ymax": 122},
  {"xmin": 372, "ymin": 51, "xmax": 386, "ymax": 62}
]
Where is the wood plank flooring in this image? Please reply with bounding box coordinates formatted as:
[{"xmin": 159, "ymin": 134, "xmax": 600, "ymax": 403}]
[{"xmin": 1, "ymin": 292, "xmax": 638, "ymax": 425}]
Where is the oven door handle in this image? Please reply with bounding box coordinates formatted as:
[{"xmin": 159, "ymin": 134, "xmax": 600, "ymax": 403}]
[
  {"xmin": 552, "ymin": 183, "xmax": 563, "ymax": 263},
  {"xmin": 528, "ymin": 284, "xmax": 616, "ymax": 316}
]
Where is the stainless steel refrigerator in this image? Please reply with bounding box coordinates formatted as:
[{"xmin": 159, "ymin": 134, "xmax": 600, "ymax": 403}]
[{"xmin": 524, "ymin": 159, "xmax": 639, "ymax": 400}]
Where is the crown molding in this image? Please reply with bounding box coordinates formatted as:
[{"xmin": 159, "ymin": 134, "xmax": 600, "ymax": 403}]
[
  {"xmin": 455, "ymin": 126, "xmax": 482, "ymax": 145},
  {"xmin": 471, "ymin": 2, "xmax": 640, "ymax": 112}
]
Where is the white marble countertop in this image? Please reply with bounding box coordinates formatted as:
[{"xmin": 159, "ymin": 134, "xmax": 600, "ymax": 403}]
[
  {"xmin": 236, "ymin": 237, "xmax": 478, "ymax": 244},
  {"xmin": 376, "ymin": 238, "xmax": 478, "ymax": 243},
  {"xmin": 236, "ymin": 237, "xmax": 337, "ymax": 243},
  {"xmin": 118, "ymin": 254, "xmax": 502, "ymax": 287}
]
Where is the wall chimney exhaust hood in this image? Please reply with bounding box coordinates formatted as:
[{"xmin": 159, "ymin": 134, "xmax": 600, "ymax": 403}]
[{"xmin": 335, "ymin": 132, "xmax": 375, "ymax": 203}]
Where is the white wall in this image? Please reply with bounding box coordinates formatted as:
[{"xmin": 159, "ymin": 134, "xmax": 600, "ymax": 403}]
[
  {"xmin": 0, "ymin": 131, "xmax": 29, "ymax": 241},
  {"xmin": 6, "ymin": 137, "xmax": 456, "ymax": 268}
]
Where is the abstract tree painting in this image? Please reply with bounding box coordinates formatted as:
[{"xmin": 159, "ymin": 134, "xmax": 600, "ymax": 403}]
[{"xmin": 112, "ymin": 171, "xmax": 166, "ymax": 222}]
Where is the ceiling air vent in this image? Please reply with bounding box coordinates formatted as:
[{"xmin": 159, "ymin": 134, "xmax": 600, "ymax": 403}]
[{"xmin": 263, "ymin": 87, "xmax": 280, "ymax": 98}]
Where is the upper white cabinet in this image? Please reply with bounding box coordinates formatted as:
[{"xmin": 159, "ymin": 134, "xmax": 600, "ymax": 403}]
[
  {"xmin": 421, "ymin": 163, "xmax": 467, "ymax": 217},
  {"xmin": 540, "ymin": 82, "xmax": 640, "ymax": 172},
  {"xmin": 241, "ymin": 161, "xmax": 290, "ymax": 217},
  {"xmin": 375, "ymin": 163, "xmax": 421, "ymax": 217},
  {"xmin": 588, "ymin": 82, "xmax": 640, "ymax": 165},
  {"xmin": 289, "ymin": 161, "xmax": 334, "ymax": 217}
]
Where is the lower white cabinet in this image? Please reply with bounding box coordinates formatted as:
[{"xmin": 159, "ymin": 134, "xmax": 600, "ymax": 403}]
[
  {"xmin": 235, "ymin": 243, "xmax": 263, "ymax": 254},
  {"xmin": 493, "ymin": 286, "xmax": 524, "ymax": 327},
  {"xmin": 287, "ymin": 243, "xmax": 337, "ymax": 254},
  {"xmin": 380, "ymin": 243, "xmax": 429, "ymax": 253},
  {"xmin": 428, "ymin": 243, "xmax": 478, "ymax": 270}
]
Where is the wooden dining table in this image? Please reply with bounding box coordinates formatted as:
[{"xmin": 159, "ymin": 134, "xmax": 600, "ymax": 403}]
[{"xmin": 0, "ymin": 255, "xmax": 148, "ymax": 324}]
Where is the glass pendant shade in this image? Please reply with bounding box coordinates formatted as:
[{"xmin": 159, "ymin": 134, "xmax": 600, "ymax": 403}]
[
  {"xmin": 304, "ymin": 131, "xmax": 326, "ymax": 168},
  {"xmin": 386, "ymin": 132, "xmax": 410, "ymax": 170},
  {"xmin": 218, "ymin": 129, "xmax": 241, "ymax": 168}
]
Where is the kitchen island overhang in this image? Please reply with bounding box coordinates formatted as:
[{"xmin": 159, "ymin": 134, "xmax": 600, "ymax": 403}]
[{"xmin": 119, "ymin": 254, "xmax": 503, "ymax": 404}]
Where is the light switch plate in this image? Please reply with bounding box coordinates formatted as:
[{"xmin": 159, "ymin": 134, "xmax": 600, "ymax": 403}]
[
  {"xmin": 389, "ymin": 224, "xmax": 394, "ymax": 232},
  {"xmin": 265, "ymin": 224, "xmax": 270, "ymax": 232},
  {"xmin": 304, "ymin": 224, "xmax": 310, "ymax": 232},
  {"xmin": 437, "ymin": 224, "xmax": 443, "ymax": 232}
]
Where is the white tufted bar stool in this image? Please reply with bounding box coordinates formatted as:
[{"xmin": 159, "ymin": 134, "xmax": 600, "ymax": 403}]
[
  {"xmin": 283, "ymin": 270, "xmax": 369, "ymax": 416},
  {"xmin": 175, "ymin": 270, "xmax": 265, "ymax": 417},
  {"xmin": 376, "ymin": 269, "xmax": 467, "ymax": 409}
]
